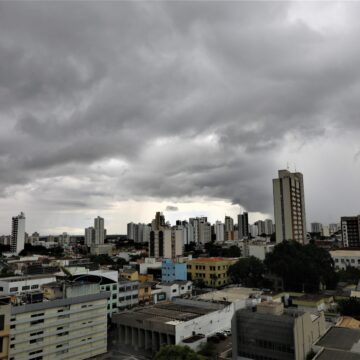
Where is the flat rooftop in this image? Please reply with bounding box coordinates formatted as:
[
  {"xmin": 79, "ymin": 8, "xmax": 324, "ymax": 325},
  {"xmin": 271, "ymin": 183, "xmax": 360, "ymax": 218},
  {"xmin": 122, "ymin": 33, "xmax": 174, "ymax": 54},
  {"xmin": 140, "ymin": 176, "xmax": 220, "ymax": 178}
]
[
  {"xmin": 316, "ymin": 349, "xmax": 360, "ymax": 360},
  {"xmin": 197, "ymin": 287, "xmax": 262, "ymax": 302},
  {"xmin": 188, "ymin": 257, "xmax": 237, "ymax": 263},
  {"xmin": 330, "ymin": 250, "xmax": 360, "ymax": 257},
  {"xmin": 0, "ymin": 274, "xmax": 56, "ymax": 282},
  {"xmin": 113, "ymin": 300, "xmax": 225, "ymax": 325},
  {"xmin": 317, "ymin": 327, "xmax": 360, "ymax": 351}
]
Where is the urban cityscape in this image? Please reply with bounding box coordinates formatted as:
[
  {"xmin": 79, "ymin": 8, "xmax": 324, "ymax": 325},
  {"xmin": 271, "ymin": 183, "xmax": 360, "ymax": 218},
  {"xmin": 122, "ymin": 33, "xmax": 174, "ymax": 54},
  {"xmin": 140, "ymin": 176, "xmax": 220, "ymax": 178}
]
[
  {"xmin": 1, "ymin": 1, "xmax": 360, "ymax": 360},
  {"xmin": 0, "ymin": 169, "xmax": 360, "ymax": 360}
]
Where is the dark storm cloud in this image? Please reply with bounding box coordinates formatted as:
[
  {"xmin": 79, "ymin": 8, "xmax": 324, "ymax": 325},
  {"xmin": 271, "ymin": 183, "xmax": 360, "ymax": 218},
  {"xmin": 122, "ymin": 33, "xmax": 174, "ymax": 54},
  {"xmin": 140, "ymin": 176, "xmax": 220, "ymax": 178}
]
[
  {"xmin": 1, "ymin": 1, "xmax": 360, "ymax": 231},
  {"xmin": 166, "ymin": 206, "xmax": 178, "ymax": 212}
]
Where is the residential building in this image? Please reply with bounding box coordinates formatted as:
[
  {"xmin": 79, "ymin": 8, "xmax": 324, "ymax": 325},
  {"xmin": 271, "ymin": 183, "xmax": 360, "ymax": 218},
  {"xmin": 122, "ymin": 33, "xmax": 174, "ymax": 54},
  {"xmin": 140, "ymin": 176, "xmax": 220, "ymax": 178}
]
[
  {"xmin": 149, "ymin": 229, "xmax": 183, "ymax": 259},
  {"xmin": 329, "ymin": 223, "xmax": 340, "ymax": 235},
  {"xmin": 264, "ymin": 219, "xmax": 274, "ymax": 236},
  {"xmin": 161, "ymin": 259, "xmax": 187, "ymax": 282},
  {"xmin": 157, "ymin": 281, "xmax": 192, "ymax": 301},
  {"xmin": 311, "ymin": 222, "xmax": 323, "ymax": 233},
  {"xmin": 11, "ymin": 212, "xmax": 26, "ymax": 254},
  {"xmin": 225, "ymin": 216, "xmax": 235, "ymax": 241},
  {"xmin": 232, "ymin": 302, "xmax": 326, "ymax": 360},
  {"xmin": 273, "ymin": 170, "xmax": 307, "ymax": 244},
  {"xmin": 152, "ymin": 212, "xmax": 166, "ymax": 231},
  {"xmin": 0, "ymin": 275, "xmax": 57, "ymax": 296},
  {"xmin": 120, "ymin": 269, "xmax": 139, "ymax": 282},
  {"xmin": 341, "ymin": 216, "xmax": 360, "ymax": 248},
  {"xmin": 329, "ymin": 250, "xmax": 360, "ymax": 270},
  {"xmin": 84, "ymin": 227, "xmax": 95, "ymax": 247},
  {"xmin": 255, "ymin": 220, "xmax": 266, "ymax": 236},
  {"xmin": 248, "ymin": 241, "xmax": 275, "ymax": 261},
  {"xmin": 127, "ymin": 223, "xmax": 151, "ymax": 243},
  {"xmin": 94, "ymin": 216, "xmax": 105, "ymax": 245},
  {"xmin": 118, "ymin": 279, "xmax": 139, "ymax": 310},
  {"xmin": 187, "ymin": 257, "xmax": 238, "ymax": 288},
  {"xmin": 0, "ymin": 296, "xmax": 11, "ymax": 360},
  {"xmin": 9, "ymin": 292, "xmax": 108, "ymax": 360},
  {"xmin": 112, "ymin": 298, "xmax": 236, "ymax": 354},
  {"xmin": 189, "ymin": 217, "xmax": 211, "ymax": 245},
  {"xmin": 238, "ymin": 212, "xmax": 249, "ymax": 240},
  {"xmin": 68, "ymin": 269, "xmax": 119, "ymax": 317}
]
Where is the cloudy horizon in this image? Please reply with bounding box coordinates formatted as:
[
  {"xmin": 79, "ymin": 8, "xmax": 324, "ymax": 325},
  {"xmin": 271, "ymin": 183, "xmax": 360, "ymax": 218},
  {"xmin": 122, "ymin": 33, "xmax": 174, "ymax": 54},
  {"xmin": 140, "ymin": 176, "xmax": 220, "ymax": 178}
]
[{"xmin": 1, "ymin": 1, "xmax": 360, "ymax": 235}]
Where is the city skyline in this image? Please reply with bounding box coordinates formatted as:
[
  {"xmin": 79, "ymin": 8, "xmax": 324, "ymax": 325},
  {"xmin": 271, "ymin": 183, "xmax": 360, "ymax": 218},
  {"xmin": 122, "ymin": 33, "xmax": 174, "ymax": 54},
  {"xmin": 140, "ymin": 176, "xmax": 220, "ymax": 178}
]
[{"xmin": 1, "ymin": 2, "xmax": 360, "ymax": 234}]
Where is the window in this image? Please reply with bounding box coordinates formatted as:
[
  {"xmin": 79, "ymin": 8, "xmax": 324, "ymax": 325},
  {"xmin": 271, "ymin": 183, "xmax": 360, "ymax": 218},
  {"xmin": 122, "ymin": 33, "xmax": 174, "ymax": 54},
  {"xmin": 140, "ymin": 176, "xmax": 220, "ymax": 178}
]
[
  {"xmin": 9, "ymin": 287, "xmax": 18, "ymax": 292},
  {"xmin": 31, "ymin": 313, "xmax": 44, "ymax": 318},
  {"xmin": 31, "ymin": 319, "xmax": 44, "ymax": 326},
  {"xmin": 119, "ymin": 297, "xmax": 125, "ymax": 302},
  {"xmin": 0, "ymin": 315, "xmax": 4, "ymax": 331},
  {"xmin": 172, "ymin": 289, "xmax": 177, "ymax": 293},
  {"xmin": 0, "ymin": 286, "xmax": 3, "ymax": 291},
  {"xmin": 132, "ymin": 294, "xmax": 138, "ymax": 299},
  {"xmin": 112, "ymin": 284, "xmax": 117, "ymax": 290},
  {"xmin": 126, "ymin": 296, "xmax": 131, "ymax": 300},
  {"xmin": 29, "ymin": 350, "xmax": 43, "ymax": 356},
  {"xmin": 31, "ymin": 285, "xmax": 38, "ymax": 289},
  {"xmin": 30, "ymin": 331, "xmax": 43, "ymax": 337},
  {"xmin": 112, "ymin": 294, "xmax": 117, "ymax": 300},
  {"xmin": 57, "ymin": 331, "xmax": 69, "ymax": 337},
  {"xmin": 22, "ymin": 285, "xmax": 30, "ymax": 291},
  {"xmin": 119, "ymin": 287, "xmax": 125, "ymax": 292}
]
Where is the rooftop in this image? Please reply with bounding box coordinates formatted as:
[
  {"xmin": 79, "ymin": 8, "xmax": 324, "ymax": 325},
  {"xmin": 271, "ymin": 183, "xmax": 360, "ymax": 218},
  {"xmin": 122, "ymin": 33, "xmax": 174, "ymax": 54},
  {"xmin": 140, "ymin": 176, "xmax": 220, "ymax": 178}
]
[
  {"xmin": 188, "ymin": 257, "xmax": 238, "ymax": 263},
  {"xmin": 317, "ymin": 327, "xmax": 360, "ymax": 351},
  {"xmin": 330, "ymin": 250, "xmax": 360, "ymax": 257},
  {"xmin": 113, "ymin": 300, "xmax": 225, "ymax": 325},
  {"xmin": 197, "ymin": 287, "xmax": 262, "ymax": 302},
  {"xmin": 316, "ymin": 349, "xmax": 360, "ymax": 360},
  {"xmin": 0, "ymin": 274, "xmax": 56, "ymax": 282}
]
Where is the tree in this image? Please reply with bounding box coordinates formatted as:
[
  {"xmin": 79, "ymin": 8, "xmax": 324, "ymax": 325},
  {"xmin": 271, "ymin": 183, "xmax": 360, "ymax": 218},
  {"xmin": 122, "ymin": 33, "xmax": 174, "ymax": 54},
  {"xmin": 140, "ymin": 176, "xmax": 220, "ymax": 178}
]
[
  {"xmin": 264, "ymin": 241, "xmax": 337, "ymax": 293},
  {"xmin": 228, "ymin": 256, "xmax": 265, "ymax": 287},
  {"xmin": 337, "ymin": 266, "xmax": 360, "ymax": 284},
  {"xmin": 338, "ymin": 297, "xmax": 360, "ymax": 318},
  {"xmin": 193, "ymin": 278, "xmax": 206, "ymax": 289},
  {"xmin": 154, "ymin": 345, "xmax": 205, "ymax": 360},
  {"xmin": 89, "ymin": 254, "xmax": 114, "ymax": 265},
  {"xmin": 198, "ymin": 342, "xmax": 216, "ymax": 358}
]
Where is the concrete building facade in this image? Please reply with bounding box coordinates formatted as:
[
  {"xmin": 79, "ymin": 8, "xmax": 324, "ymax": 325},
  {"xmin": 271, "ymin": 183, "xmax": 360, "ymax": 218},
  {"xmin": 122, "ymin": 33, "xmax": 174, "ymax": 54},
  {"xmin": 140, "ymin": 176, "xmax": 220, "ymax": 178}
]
[
  {"xmin": 273, "ymin": 170, "xmax": 307, "ymax": 244},
  {"xmin": 11, "ymin": 212, "xmax": 26, "ymax": 254}
]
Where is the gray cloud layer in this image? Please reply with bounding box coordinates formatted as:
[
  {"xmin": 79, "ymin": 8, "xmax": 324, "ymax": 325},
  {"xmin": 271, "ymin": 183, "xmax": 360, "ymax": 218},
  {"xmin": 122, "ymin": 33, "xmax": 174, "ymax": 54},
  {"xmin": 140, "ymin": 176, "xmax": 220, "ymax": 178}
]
[{"xmin": 1, "ymin": 1, "xmax": 360, "ymax": 232}]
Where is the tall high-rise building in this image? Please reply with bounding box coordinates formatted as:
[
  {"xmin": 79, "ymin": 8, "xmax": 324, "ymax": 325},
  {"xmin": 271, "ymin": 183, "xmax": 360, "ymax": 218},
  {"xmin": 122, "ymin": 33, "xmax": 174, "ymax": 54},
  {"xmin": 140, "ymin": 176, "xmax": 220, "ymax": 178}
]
[
  {"xmin": 224, "ymin": 216, "xmax": 235, "ymax": 240},
  {"xmin": 214, "ymin": 221, "xmax": 225, "ymax": 242},
  {"xmin": 341, "ymin": 216, "xmax": 360, "ymax": 248},
  {"xmin": 238, "ymin": 212, "xmax": 249, "ymax": 240},
  {"xmin": 85, "ymin": 227, "xmax": 95, "ymax": 246},
  {"xmin": 94, "ymin": 216, "xmax": 105, "ymax": 245},
  {"xmin": 255, "ymin": 220, "xmax": 266, "ymax": 236},
  {"xmin": 189, "ymin": 217, "xmax": 211, "ymax": 244},
  {"xmin": 311, "ymin": 222, "xmax": 323, "ymax": 233},
  {"xmin": 11, "ymin": 212, "xmax": 26, "ymax": 253},
  {"xmin": 149, "ymin": 229, "xmax": 183, "ymax": 258},
  {"xmin": 264, "ymin": 219, "xmax": 274, "ymax": 236},
  {"xmin": 273, "ymin": 169, "xmax": 307, "ymax": 244},
  {"xmin": 152, "ymin": 212, "xmax": 166, "ymax": 231}
]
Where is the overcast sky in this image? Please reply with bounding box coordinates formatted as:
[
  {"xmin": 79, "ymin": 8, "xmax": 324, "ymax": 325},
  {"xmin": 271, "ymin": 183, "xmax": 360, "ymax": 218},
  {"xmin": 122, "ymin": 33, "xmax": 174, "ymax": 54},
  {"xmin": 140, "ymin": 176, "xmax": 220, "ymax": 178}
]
[{"xmin": 0, "ymin": 1, "xmax": 360, "ymax": 235}]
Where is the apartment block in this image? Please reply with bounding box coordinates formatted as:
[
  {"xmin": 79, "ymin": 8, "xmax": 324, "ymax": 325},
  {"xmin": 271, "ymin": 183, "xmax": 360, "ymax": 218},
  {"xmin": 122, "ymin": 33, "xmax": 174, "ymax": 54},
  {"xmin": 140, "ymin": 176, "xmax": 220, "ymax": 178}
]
[
  {"xmin": 273, "ymin": 170, "xmax": 307, "ymax": 244},
  {"xmin": 0, "ymin": 275, "xmax": 56, "ymax": 296},
  {"xmin": 161, "ymin": 259, "xmax": 187, "ymax": 282},
  {"xmin": 187, "ymin": 257, "xmax": 238, "ymax": 288},
  {"xmin": 8, "ymin": 292, "xmax": 108, "ymax": 360},
  {"xmin": 341, "ymin": 216, "xmax": 360, "ymax": 248}
]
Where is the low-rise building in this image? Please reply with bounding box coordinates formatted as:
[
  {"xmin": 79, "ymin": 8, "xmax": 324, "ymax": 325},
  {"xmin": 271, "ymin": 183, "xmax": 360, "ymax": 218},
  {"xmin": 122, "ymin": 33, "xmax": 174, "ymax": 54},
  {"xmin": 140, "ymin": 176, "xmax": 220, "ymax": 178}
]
[
  {"xmin": 330, "ymin": 250, "xmax": 360, "ymax": 270},
  {"xmin": 112, "ymin": 298, "xmax": 236, "ymax": 354},
  {"xmin": 232, "ymin": 302, "xmax": 326, "ymax": 360},
  {"xmin": 120, "ymin": 269, "xmax": 139, "ymax": 282},
  {"xmin": 157, "ymin": 281, "xmax": 192, "ymax": 301},
  {"xmin": 118, "ymin": 279, "xmax": 139, "ymax": 310},
  {"xmin": 9, "ymin": 292, "xmax": 108, "ymax": 360},
  {"xmin": 248, "ymin": 241, "xmax": 275, "ymax": 261},
  {"xmin": 0, "ymin": 275, "xmax": 57, "ymax": 296},
  {"xmin": 161, "ymin": 259, "xmax": 187, "ymax": 282},
  {"xmin": 187, "ymin": 257, "xmax": 238, "ymax": 288}
]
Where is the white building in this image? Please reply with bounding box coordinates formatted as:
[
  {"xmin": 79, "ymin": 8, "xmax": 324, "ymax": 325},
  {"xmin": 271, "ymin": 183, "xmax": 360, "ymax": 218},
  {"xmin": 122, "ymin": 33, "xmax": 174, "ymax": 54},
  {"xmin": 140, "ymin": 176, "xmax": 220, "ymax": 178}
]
[
  {"xmin": 214, "ymin": 221, "xmax": 225, "ymax": 243},
  {"xmin": 248, "ymin": 241, "xmax": 275, "ymax": 261},
  {"xmin": 311, "ymin": 222, "xmax": 323, "ymax": 233},
  {"xmin": 9, "ymin": 292, "xmax": 108, "ymax": 360},
  {"xmin": 330, "ymin": 250, "xmax": 360, "ymax": 270},
  {"xmin": 264, "ymin": 219, "xmax": 274, "ymax": 236},
  {"xmin": 0, "ymin": 275, "xmax": 57, "ymax": 296},
  {"xmin": 94, "ymin": 216, "xmax": 105, "ymax": 245},
  {"xmin": 149, "ymin": 229, "xmax": 184, "ymax": 258},
  {"xmin": 157, "ymin": 281, "xmax": 192, "ymax": 301},
  {"xmin": 118, "ymin": 279, "xmax": 139, "ymax": 309},
  {"xmin": 11, "ymin": 212, "xmax": 26, "ymax": 254}
]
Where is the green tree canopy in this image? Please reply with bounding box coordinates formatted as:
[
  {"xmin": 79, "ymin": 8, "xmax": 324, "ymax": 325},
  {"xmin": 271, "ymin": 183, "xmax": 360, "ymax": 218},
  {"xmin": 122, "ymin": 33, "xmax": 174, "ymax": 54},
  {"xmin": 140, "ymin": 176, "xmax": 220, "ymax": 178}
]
[
  {"xmin": 154, "ymin": 345, "xmax": 205, "ymax": 360},
  {"xmin": 338, "ymin": 297, "xmax": 360, "ymax": 318},
  {"xmin": 228, "ymin": 256, "xmax": 265, "ymax": 287},
  {"xmin": 264, "ymin": 240, "xmax": 337, "ymax": 293}
]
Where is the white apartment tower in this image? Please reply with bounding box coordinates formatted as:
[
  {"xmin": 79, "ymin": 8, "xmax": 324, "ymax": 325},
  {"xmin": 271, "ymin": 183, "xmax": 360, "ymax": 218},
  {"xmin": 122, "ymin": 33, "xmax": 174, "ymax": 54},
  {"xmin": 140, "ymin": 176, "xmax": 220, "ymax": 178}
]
[
  {"xmin": 94, "ymin": 216, "xmax": 105, "ymax": 245},
  {"xmin": 273, "ymin": 170, "xmax": 307, "ymax": 244},
  {"xmin": 11, "ymin": 212, "xmax": 26, "ymax": 254}
]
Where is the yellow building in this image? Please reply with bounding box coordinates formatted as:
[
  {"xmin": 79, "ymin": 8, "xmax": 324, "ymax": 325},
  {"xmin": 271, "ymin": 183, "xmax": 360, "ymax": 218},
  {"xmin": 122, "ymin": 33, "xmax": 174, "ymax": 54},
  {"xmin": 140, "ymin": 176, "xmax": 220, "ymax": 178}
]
[
  {"xmin": 138, "ymin": 274, "xmax": 153, "ymax": 283},
  {"xmin": 121, "ymin": 269, "xmax": 139, "ymax": 281},
  {"xmin": 187, "ymin": 257, "xmax": 238, "ymax": 288},
  {"xmin": 138, "ymin": 282, "xmax": 152, "ymax": 304}
]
